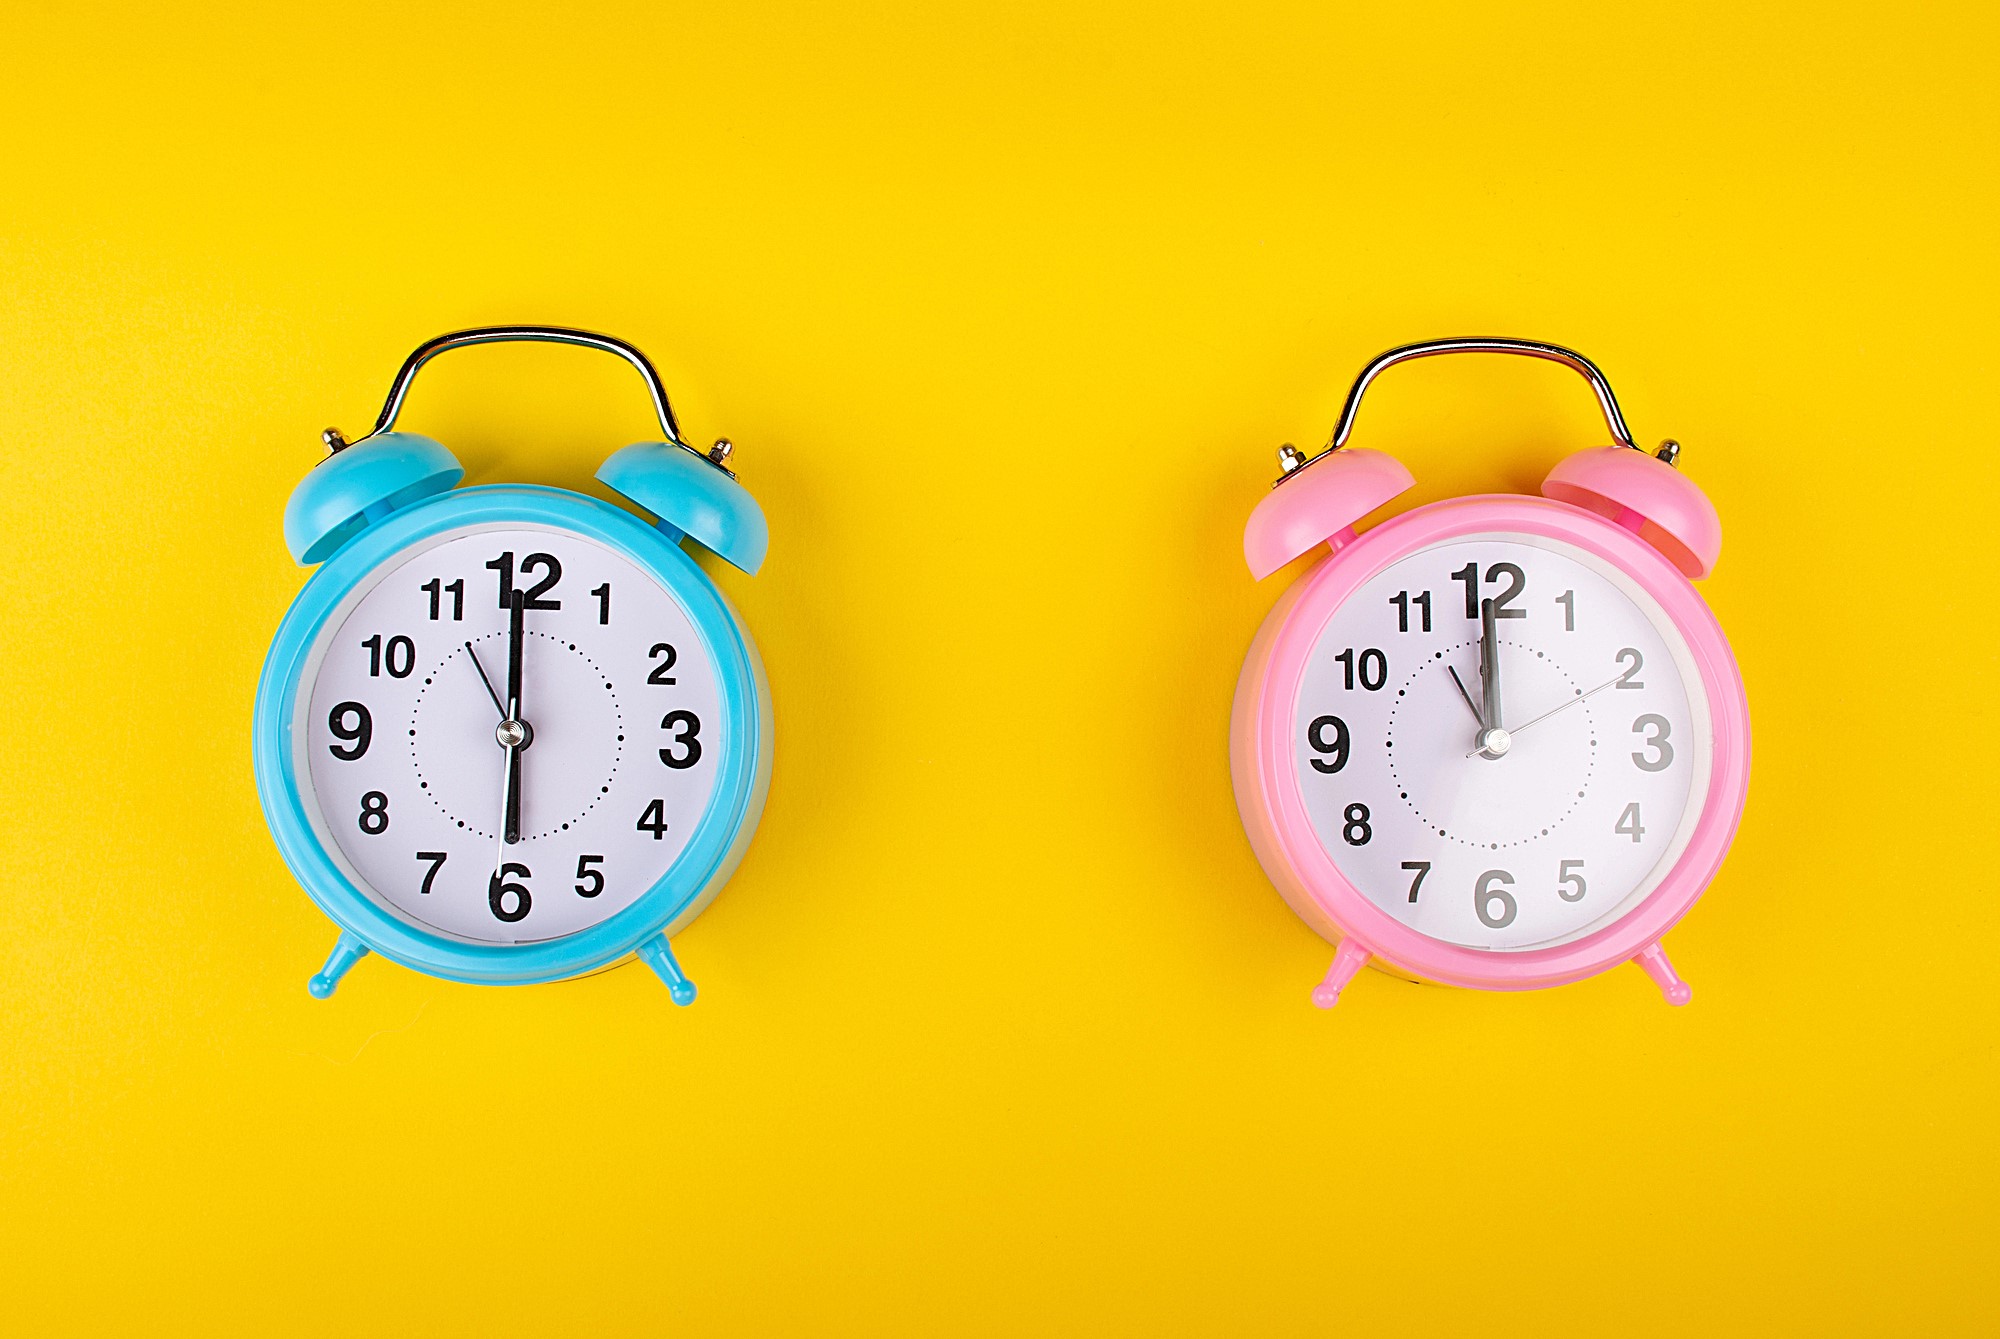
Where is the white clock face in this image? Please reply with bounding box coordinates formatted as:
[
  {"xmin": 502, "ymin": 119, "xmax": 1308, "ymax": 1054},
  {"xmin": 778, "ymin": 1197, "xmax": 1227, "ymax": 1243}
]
[
  {"xmin": 297, "ymin": 525, "xmax": 724, "ymax": 943},
  {"xmin": 1292, "ymin": 533, "xmax": 1712, "ymax": 951}
]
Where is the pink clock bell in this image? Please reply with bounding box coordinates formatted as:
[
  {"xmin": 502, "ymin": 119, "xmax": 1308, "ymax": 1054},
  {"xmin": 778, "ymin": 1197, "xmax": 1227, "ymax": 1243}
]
[{"xmin": 1229, "ymin": 338, "xmax": 1750, "ymax": 1007}]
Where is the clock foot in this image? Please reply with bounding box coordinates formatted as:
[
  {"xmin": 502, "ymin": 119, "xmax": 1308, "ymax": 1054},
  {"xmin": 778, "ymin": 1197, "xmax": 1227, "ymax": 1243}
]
[
  {"xmin": 308, "ymin": 933, "xmax": 369, "ymax": 999},
  {"xmin": 1311, "ymin": 940, "xmax": 1372, "ymax": 1009},
  {"xmin": 637, "ymin": 934, "xmax": 698, "ymax": 1006},
  {"xmin": 1634, "ymin": 941, "xmax": 1692, "ymax": 1006}
]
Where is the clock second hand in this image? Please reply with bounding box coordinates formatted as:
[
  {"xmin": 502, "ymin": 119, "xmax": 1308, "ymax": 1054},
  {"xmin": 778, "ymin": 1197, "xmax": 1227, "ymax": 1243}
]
[{"xmin": 1466, "ymin": 672, "xmax": 1625, "ymax": 757}]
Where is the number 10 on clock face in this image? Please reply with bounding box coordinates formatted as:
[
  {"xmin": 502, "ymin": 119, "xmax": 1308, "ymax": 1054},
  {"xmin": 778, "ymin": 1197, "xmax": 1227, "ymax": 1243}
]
[
  {"xmin": 300, "ymin": 525, "xmax": 725, "ymax": 944},
  {"xmin": 1290, "ymin": 532, "xmax": 1711, "ymax": 951}
]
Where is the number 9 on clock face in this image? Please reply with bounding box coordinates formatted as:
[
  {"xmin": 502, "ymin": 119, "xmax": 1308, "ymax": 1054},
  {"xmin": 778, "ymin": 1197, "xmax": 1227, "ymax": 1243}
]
[{"xmin": 300, "ymin": 525, "xmax": 725, "ymax": 944}]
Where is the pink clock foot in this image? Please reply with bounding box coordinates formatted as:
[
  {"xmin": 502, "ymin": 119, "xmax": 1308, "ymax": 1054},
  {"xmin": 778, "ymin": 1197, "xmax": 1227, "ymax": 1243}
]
[
  {"xmin": 1634, "ymin": 942, "xmax": 1692, "ymax": 1006},
  {"xmin": 1311, "ymin": 941, "xmax": 1372, "ymax": 1008}
]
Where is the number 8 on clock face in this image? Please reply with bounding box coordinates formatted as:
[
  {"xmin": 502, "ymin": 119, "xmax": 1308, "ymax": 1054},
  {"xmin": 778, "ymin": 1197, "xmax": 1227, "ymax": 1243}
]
[
  {"xmin": 254, "ymin": 328, "xmax": 774, "ymax": 1004},
  {"xmin": 1230, "ymin": 340, "xmax": 1750, "ymax": 1009}
]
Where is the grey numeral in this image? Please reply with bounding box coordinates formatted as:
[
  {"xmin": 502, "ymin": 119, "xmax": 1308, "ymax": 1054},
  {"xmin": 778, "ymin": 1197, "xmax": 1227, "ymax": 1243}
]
[
  {"xmin": 1631, "ymin": 714, "xmax": 1674, "ymax": 771},
  {"xmin": 1474, "ymin": 869, "xmax": 1518, "ymax": 929}
]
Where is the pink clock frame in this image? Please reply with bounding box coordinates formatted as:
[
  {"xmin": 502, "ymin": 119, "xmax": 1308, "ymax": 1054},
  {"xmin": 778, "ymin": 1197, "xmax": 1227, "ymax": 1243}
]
[{"xmin": 1229, "ymin": 339, "xmax": 1750, "ymax": 1009}]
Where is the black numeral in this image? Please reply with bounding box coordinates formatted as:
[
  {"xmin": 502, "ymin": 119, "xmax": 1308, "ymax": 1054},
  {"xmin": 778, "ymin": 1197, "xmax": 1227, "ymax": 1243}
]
[
  {"xmin": 1452, "ymin": 562, "xmax": 1527, "ymax": 619},
  {"xmin": 1486, "ymin": 563, "xmax": 1525, "ymax": 618},
  {"xmin": 1390, "ymin": 590, "xmax": 1432, "ymax": 632},
  {"xmin": 1306, "ymin": 716, "xmax": 1349, "ymax": 773},
  {"xmin": 659, "ymin": 710, "xmax": 703, "ymax": 769},
  {"xmin": 1474, "ymin": 870, "xmax": 1518, "ymax": 928},
  {"xmin": 416, "ymin": 850, "xmax": 448, "ymax": 896},
  {"xmin": 327, "ymin": 701, "xmax": 372, "ymax": 760},
  {"xmin": 1342, "ymin": 802, "xmax": 1372, "ymax": 846},
  {"xmin": 636, "ymin": 798, "xmax": 669, "ymax": 840},
  {"xmin": 574, "ymin": 854, "xmax": 605, "ymax": 898},
  {"xmin": 488, "ymin": 862, "xmax": 531, "ymax": 922},
  {"xmin": 647, "ymin": 643, "xmax": 678, "ymax": 685},
  {"xmin": 1401, "ymin": 860, "xmax": 1431, "ymax": 903},
  {"xmin": 358, "ymin": 791, "xmax": 389, "ymax": 834},
  {"xmin": 486, "ymin": 551, "xmax": 562, "ymax": 609},
  {"xmin": 363, "ymin": 633, "xmax": 415, "ymax": 678},
  {"xmin": 1615, "ymin": 647, "xmax": 1645, "ymax": 689},
  {"xmin": 1335, "ymin": 647, "xmax": 1388, "ymax": 691},
  {"xmin": 421, "ymin": 577, "xmax": 464, "ymax": 621},
  {"xmin": 591, "ymin": 582, "xmax": 611, "ymax": 625}
]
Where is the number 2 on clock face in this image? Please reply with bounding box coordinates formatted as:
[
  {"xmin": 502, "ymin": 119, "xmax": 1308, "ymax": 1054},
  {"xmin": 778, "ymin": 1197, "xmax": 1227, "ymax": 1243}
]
[
  {"xmin": 300, "ymin": 527, "xmax": 726, "ymax": 945},
  {"xmin": 1292, "ymin": 534, "xmax": 1713, "ymax": 951}
]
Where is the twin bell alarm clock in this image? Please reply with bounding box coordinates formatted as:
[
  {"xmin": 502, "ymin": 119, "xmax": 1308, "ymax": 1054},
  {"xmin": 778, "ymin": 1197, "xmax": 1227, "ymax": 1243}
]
[
  {"xmin": 1229, "ymin": 339, "xmax": 1749, "ymax": 1008},
  {"xmin": 253, "ymin": 327, "xmax": 773, "ymax": 1003}
]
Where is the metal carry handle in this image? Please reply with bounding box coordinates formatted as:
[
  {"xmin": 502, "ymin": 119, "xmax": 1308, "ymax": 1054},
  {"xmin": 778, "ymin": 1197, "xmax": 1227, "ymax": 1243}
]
[
  {"xmin": 341, "ymin": 325, "xmax": 695, "ymax": 455},
  {"xmin": 1279, "ymin": 338, "xmax": 1644, "ymax": 483}
]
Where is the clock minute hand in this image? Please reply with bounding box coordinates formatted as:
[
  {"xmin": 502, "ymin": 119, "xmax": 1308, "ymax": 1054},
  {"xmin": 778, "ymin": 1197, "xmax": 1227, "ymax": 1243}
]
[
  {"xmin": 502, "ymin": 590, "xmax": 526, "ymax": 845},
  {"xmin": 1478, "ymin": 598, "xmax": 1503, "ymax": 731},
  {"xmin": 1469, "ymin": 598, "xmax": 1514, "ymax": 759}
]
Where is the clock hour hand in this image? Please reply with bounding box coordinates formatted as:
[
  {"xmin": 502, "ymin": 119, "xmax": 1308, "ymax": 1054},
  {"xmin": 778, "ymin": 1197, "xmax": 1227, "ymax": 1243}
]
[
  {"xmin": 1447, "ymin": 664, "xmax": 1485, "ymax": 728},
  {"xmin": 466, "ymin": 641, "xmax": 506, "ymax": 720}
]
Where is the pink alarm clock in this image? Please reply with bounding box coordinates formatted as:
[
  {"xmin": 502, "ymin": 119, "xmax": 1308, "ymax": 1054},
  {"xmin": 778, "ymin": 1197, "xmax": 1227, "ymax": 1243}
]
[{"xmin": 1230, "ymin": 339, "xmax": 1749, "ymax": 1008}]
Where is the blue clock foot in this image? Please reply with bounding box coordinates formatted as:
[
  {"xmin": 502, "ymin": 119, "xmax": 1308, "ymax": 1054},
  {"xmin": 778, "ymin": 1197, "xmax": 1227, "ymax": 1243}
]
[
  {"xmin": 637, "ymin": 935, "xmax": 698, "ymax": 1006},
  {"xmin": 308, "ymin": 933, "xmax": 369, "ymax": 999}
]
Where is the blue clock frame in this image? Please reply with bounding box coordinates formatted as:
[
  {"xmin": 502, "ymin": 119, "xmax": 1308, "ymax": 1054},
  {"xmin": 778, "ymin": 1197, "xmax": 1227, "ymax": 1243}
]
[{"xmin": 252, "ymin": 327, "xmax": 774, "ymax": 1004}]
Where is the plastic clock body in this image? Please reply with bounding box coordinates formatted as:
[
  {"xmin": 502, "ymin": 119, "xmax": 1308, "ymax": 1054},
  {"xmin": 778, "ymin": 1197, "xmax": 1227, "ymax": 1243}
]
[
  {"xmin": 1230, "ymin": 339, "xmax": 1750, "ymax": 1008},
  {"xmin": 253, "ymin": 328, "xmax": 773, "ymax": 1003}
]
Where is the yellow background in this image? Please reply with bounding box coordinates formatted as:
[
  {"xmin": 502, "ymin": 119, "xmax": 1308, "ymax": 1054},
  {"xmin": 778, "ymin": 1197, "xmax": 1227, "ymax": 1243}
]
[{"xmin": 2, "ymin": 2, "xmax": 1996, "ymax": 1333}]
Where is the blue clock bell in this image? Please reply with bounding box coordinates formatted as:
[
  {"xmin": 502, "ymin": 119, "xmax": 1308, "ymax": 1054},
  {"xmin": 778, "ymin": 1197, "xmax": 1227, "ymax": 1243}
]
[{"xmin": 253, "ymin": 327, "xmax": 774, "ymax": 1003}]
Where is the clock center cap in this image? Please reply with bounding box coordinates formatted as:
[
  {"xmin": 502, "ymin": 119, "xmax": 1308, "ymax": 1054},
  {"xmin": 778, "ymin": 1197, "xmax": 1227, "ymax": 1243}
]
[
  {"xmin": 495, "ymin": 718, "xmax": 532, "ymax": 750},
  {"xmin": 1476, "ymin": 725, "xmax": 1512, "ymax": 759}
]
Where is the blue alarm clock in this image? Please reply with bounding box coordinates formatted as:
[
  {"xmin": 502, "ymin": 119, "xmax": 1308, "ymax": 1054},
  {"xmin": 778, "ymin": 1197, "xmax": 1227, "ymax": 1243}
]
[{"xmin": 253, "ymin": 327, "xmax": 773, "ymax": 1003}]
